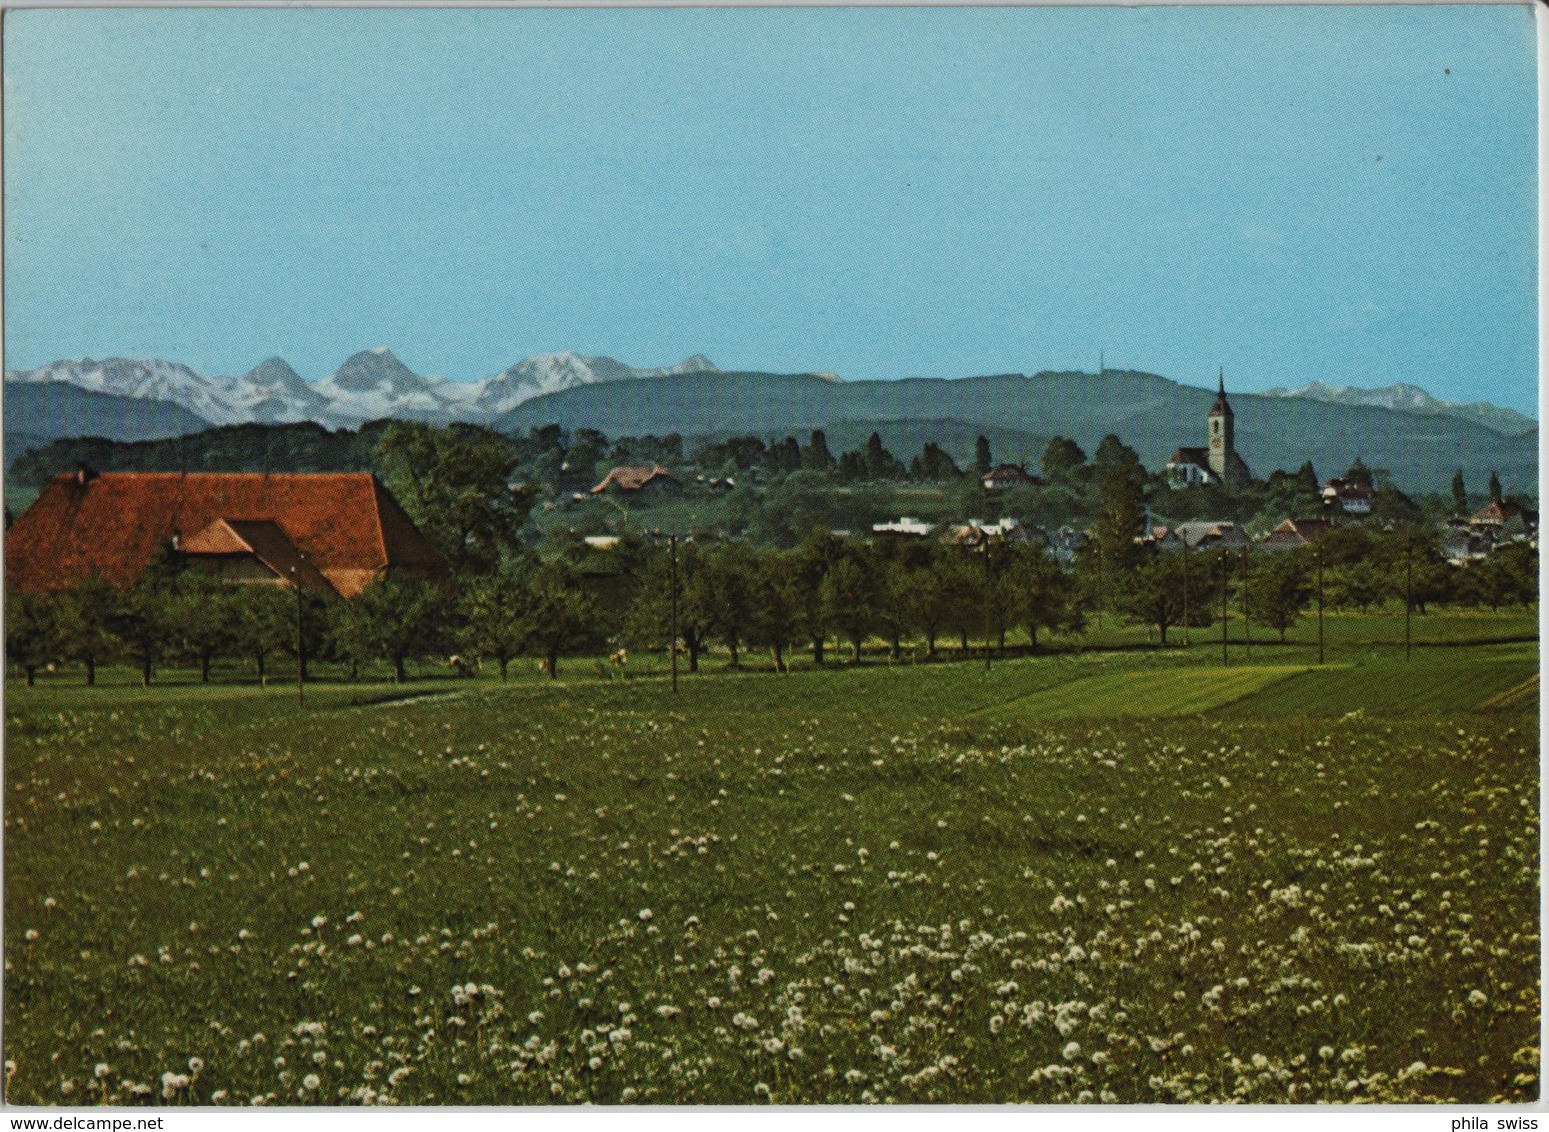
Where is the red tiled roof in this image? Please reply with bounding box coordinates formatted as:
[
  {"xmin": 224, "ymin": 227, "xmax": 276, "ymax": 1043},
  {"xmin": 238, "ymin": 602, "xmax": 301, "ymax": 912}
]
[
  {"xmin": 982, "ymin": 464, "xmax": 1035, "ymax": 482},
  {"xmin": 182, "ymin": 518, "xmax": 335, "ymax": 592},
  {"xmin": 1167, "ymin": 447, "xmax": 1211, "ymax": 469},
  {"xmin": 590, "ymin": 465, "xmax": 676, "ymax": 493},
  {"xmin": 5, "ymin": 471, "xmax": 449, "ymax": 597}
]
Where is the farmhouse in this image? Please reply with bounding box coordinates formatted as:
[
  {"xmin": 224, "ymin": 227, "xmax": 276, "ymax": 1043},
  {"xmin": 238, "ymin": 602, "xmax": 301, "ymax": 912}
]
[
  {"xmin": 4, "ymin": 469, "xmax": 449, "ymax": 597},
  {"xmin": 590, "ymin": 465, "xmax": 680, "ymax": 497},
  {"xmin": 980, "ymin": 464, "xmax": 1038, "ymax": 492},
  {"xmin": 1259, "ymin": 516, "xmax": 1335, "ymax": 552}
]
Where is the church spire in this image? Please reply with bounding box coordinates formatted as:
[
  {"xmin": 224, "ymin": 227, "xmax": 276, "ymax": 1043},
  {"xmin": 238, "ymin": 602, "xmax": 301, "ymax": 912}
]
[{"xmin": 1218, "ymin": 366, "xmax": 1225, "ymax": 396}]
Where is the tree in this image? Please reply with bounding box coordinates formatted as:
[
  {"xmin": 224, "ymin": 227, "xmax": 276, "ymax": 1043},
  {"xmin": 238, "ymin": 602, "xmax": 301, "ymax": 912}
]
[
  {"xmin": 459, "ymin": 563, "xmax": 530, "ymax": 680},
  {"xmin": 1007, "ymin": 542, "xmax": 1082, "ymax": 647},
  {"xmin": 1040, "ymin": 437, "xmax": 1087, "ymax": 482},
  {"xmin": 801, "ymin": 430, "xmax": 836, "ymax": 473},
  {"xmin": 232, "ymin": 584, "xmax": 294, "ymax": 685},
  {"xmin": 792, "ymin": 527, "xmax": 845, "ymax": 665},
  {"xmin": 1452, "ymin": 468, "xmax": 1467, "ymax": 516},
  {"xmin": 745, "ymin": 550, "xmax": 802, "ymax": 673},
  {"xmin": 911, "ymin": 442, "xmax": 961, "ymax": 481},
  {"xmin": 53, "ymin": 575, "xmax": 120, "ymax": 686},
  {"xmin": 334, "ymin": 576, "xmax": 452, "ymax": 683},
  {"xmin": 166, "ymin": 575, "xmax": 239, "ymax": 683},
  {"xmin": 1342, "ymin": 458, "xmax": 1374, "ymax": 489},
  {"xmin": 377, "ymin": 422, "xmax": 532, "ymax": 578},
  {"xmin": 820, "ymin": 546, "xmax": 879, "ymax": 663},
  {"xmin": 1115, "ymin": 552, "xmax": 1211, "ymax": 645},
  {"xmin": 625, "ymin": 541, "xmax": 716, "ymax": 673},
  {"xmin": 1489, "ymin": 471, "xmax": 1503, "ymax": 506},
  {"xmin": 974, "ymin": 435, "xmax": 993, "ymax": 477},
  {"xmin": 1092, "ymin": 434, "xmax": 1148, "ymax": 572},
  {"xmin": 6, "ymin": 590, "xmax": 58, "ymax": 685},
  {"xmin": 519, "ymin": 561, "xmax": 597, "ymax": 679},
  {"xmin": 112, "ymin": 582, "xmax": 173, "ymax": 688},
  {"xmin": 703, "ymin": 542, "xmax": 757, "ymax": 667},
  {"xmin": 1245, "ymin": 554, "xmax": 1313, "ymax": 642}
]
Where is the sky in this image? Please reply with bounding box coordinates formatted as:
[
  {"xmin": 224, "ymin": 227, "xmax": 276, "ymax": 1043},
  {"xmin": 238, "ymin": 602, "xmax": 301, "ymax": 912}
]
[{"xmin": 2, "ymin": 5, "xmax": 1539, "ymax": 413}]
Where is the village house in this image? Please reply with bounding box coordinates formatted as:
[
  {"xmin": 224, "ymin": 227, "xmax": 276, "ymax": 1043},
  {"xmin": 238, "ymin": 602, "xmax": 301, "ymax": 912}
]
[
  {"xmin": 4, "ymin": 469, "xmax": 450, "ymax": 597},
  {"xmin": 1322, "ymin": 477, "xmax": 1374, "ymax": 515},
  {"xmin": 1259, "ymin": 516, "xmax": 1335, "ymax": 552},
  {"xmin": 1468, "ymin": 499, "xmax": 1538, "ymax": 542},
  {"xmin": 872, "ymin": 516, "xmax": 935, "ymax": 539},
  {"xmin": 590, "ymin": 465, "xmax": 680, "ymax": 498},
  {"xmin": 980, "ymin": 464, "xmax": 1038, "ymax": 492}
]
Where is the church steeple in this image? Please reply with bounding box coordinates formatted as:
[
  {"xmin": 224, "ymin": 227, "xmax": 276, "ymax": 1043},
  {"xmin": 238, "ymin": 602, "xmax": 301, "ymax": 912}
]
[{"xmin": 1207, "ymin": 367, "xmax": 1235, "ymax": 480}]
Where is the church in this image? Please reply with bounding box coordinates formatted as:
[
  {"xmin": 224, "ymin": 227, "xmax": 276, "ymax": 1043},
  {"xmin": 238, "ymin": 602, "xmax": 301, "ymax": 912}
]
[{"xmin": 1165, "ymin": 370, "xmax": 1252, "ymax": 488}]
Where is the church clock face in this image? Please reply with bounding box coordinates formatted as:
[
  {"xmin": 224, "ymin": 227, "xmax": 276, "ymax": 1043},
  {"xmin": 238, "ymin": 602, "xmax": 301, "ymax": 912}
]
[{"xmin": 1210, "ymin": 437, "xmax": 1222, "ymax": 449}]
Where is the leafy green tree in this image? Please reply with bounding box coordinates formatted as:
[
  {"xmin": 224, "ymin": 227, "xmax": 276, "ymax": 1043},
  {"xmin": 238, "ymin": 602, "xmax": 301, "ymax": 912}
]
[
  {"xmin": 1489, "ymin": 471, "xmax": 1503, "ymax": 505},
  {"xmin": 745, "ymin": 550, "xmax": 803, "ymax": 673},
  {"xmin": 520, "ymin": 561, "xmax": 598, "ymax": 679},
  {"xmin": 974, "ymin": 435, "xmax": 993, "ymax": 477},
  {"xmin": 1092, "ymin": 434, "xmax": 1148, "ymax": 572},
  {"xmin": 53, "ymin": 575, "xmax": 120, "ymax": 686},
  {"xmin": 166, "ymin": 574, "xmax": 239, "ymax": 683},
  {"xmin": 1342, "ymin": 458, "xmax": 1373, "ymax": 489},
  {"xmin": 334, "ymin": 576, "xmax": 453, "ymax": 683},
  {"xmin": 625, "ymin": 541, "xmax": 717, "ymax": 673},
  {"xmin": 1040, "ymin": 437, "xmax": 1087, "ymax": 482},
  {"xmin": 112, "ymin": 582, "xmax": 173, "ymax": 688},
  {"xmin": 793, "ymin": 528, "xmax": 845, "ymax": 665},
  {"xmin": 1452, "ymin": 468, "xmax": 1468, "ymax": 516},
  {"xmin": 704, "ymin": 542, "xmax": 757, "ymax": 667},
  {"xmin": 820, "ymin": 547, "xmax": 879, "ymax": 663},
  {"xmin": 1245, "ymin": 554, "xmax": 1313, "ymax": 642},
  {"xmin": 911, "ymin": 442, "xmax": 961, "ymax": 481},
  {"xmin": 6, "ymin": 590, "xmax": 58, "ymax": 686},
  {"xmin": 378, "ymin": 422, "xmax": 532, "ymax": 578},
  {"xmin": 801, "ymin": 430, "xmax": 836, "ymax": 473},
  {"xmin": 1115, "ymin": 552, "xmax": 1212, "ymax": 645},
  {"xmin": 1324, "ymin": 559, "xmax": 1386, "ymax": 613},
  {"xmin": 459, "ymin": 562, "xmax": 531, "ymax": 680},
  {"xmin": 1007, "ymin": 542, "xmax": 1082, "ymax": 647},
  {"xmin": 232, "ymin": 584, "xmax": 294, "ymax": 685}
]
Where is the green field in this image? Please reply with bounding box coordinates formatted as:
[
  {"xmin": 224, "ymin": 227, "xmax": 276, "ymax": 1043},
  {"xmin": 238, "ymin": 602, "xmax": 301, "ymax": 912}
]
[{"xmin": 3, "ymin": 618, "xmax": 1540, "ymax": 1105}]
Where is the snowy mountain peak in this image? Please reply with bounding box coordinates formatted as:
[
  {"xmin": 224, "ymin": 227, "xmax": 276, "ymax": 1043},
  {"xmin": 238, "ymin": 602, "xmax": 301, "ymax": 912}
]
[{"xmin": 1261, "ymin": 380, "xmax": 1536, "ymax": 437}]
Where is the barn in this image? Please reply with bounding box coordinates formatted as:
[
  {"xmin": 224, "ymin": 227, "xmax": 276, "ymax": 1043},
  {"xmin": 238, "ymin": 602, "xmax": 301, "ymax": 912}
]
[{"xmin": 5, "ymin": 469, "xmax": 450, "ymax": 597}]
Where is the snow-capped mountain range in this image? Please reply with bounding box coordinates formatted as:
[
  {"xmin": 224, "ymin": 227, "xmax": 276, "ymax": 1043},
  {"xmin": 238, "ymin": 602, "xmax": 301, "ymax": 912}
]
[
  {"xmin": 3, "ymin": 350, "xmax": 726, "ymax": 429},
  {"xmin": 1260, "ymin": 381, "xmax": 1536, "ymax": 437}
]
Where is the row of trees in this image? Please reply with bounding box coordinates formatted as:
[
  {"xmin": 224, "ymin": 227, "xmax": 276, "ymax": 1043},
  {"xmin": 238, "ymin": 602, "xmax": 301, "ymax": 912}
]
[{"xmin": 9, "ymin": 520, "xmax": 1535, "ymax": 687}]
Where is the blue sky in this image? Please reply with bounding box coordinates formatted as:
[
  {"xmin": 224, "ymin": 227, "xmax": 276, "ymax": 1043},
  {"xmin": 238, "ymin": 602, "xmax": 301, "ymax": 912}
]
[{"xmin": 3, "ymin": 5, "xmax": 1538, "ymax": 413}]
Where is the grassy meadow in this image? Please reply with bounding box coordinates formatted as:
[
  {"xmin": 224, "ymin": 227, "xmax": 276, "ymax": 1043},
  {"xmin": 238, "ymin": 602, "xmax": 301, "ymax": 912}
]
[{"xmin": 3, "ymin": 611, "xmax": 1539, "ymax": 1105}]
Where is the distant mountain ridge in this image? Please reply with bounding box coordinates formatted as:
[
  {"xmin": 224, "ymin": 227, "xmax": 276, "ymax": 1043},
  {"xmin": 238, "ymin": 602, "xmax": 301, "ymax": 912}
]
[
  {"xmin": 497, "ymin": 368, "xmax": 1537, "ymax": 495},
  {"xmin": 1261, "ymin": 380, "xmax": 1536, "ymax": 437},
  {"xmin": 3, "ymin": 349, "xmax": 735, "ymax": 429},
  {"xmin": 4, "ymin": 351, "xmax": 1535, "ymax": 494},
  {"xmin": 2, "ymin": 382, "xmax": 211, "ymax": 468}
]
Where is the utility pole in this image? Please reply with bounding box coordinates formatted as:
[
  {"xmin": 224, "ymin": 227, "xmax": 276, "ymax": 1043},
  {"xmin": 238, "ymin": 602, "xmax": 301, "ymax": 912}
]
[
  {"xmin": 1315, "ymin": 547, "xmax": 1325, "ymax": 666},
  {"xmin": 1181, "ymin": 541, "xmax": 1190, "ymax": 648},
  {"xmin": 1404, "ymin": 533, "xmax": 1414, "ymax": 661},
  {"xmin": 1094, "ymin": 542, "xmax": 1103, "ymax": 631},
  {"xmin": 982, "ymin": 537, "xmax": 994, "ymax": 672},
  {"xmin": 291, "ymin": 563, "xmax": 304, "ymax": 707},
  {"xmin": 1241, "ymin": 542, "xmax": 1251, "ymax": 660},
  {"xmin": 1220, "ymin": 551, "xmax": 1229, "ymax": 666},
  {"xmin": 669, "ymin": 534, "xmax": 679, "ymax": 695}
]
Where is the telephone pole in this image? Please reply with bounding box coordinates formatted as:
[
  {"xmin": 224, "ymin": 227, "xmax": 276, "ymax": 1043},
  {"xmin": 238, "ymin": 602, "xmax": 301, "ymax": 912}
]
[
  {"xmin": 1315, "ymin": 548, "xmax": 1325, "ymax": 666},
  {"xmin": 669, "ymin": 534, "xmax": 679, "ymax": 694},
  {"xmin": 1220, "ymin": 552, "xmax": 1229, "ymax": 666}
]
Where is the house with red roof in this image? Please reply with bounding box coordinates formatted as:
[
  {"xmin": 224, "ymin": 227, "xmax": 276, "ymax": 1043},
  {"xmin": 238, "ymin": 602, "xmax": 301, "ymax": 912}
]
[
  {"xmin": 1259, "ymin": 516, "xmax": 1335, "ymax": 552},
  {"xmin": 590, "ymin": 465, "xmax": 680, "ymax": 497},
  {"xmin": 5, "ymin": 469, "xmax": 449, "ymax": 598}
]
